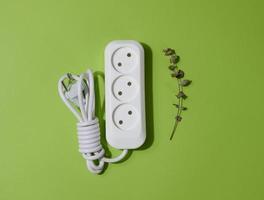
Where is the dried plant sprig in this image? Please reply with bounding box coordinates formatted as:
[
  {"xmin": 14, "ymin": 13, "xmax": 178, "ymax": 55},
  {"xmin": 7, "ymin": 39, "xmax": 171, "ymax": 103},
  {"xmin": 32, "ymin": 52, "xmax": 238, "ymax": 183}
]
[{"xmin": 163, "ymin": 48, "xmax": 192, "ymax": 140}]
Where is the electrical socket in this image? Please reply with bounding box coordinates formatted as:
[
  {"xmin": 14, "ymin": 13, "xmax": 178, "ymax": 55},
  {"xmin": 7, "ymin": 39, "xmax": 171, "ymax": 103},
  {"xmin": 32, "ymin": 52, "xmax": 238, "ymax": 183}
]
[
  {"xmin": 112, "ymin": 75, "xmax": 139, "ymax": 102},
  {"xmin": 113, "ymin": 104, "xmax": 139, "ymax": 131},
  {"xmin": 105, "ymin": 40, "xmax": 146, "ymax": 149},
  {"xmin": 112, "ymin": 47, "xmax": 139, "ymax": 74}
]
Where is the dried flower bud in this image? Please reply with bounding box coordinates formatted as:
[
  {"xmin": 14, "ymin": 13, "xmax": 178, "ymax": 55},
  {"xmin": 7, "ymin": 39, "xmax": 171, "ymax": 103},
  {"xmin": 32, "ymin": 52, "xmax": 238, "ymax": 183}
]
[
  {"xmin": 173, "ymin": 104, "xmax": 180, "ymax": 108},
  {"xmin": 181, "ymin": 106, "xmax": 187, "ymax": 111},
  {"xmin": 175, "ymin": 70, "xmax": 184, "ymax": 79},
  {"xmin": 171, "ymin": 69, "xmax": 180, "ymax": 77},
  {"xmin": 180, "ymin": 79, "xmax": 192, "ymax": 86},
  {"xmin": 176, "ymin": 91, "xmax": 187, "ymax": 99},
  {"xmin": 163, "ymin": 48, "xmax": 176, "ymax": 56},
  {"xmin": 170, "ymin": 55, "xmax": 179, "ymax": 64},
  {"xmin": 173, "ymin": 104, "xmax": 187, "ymax": 110},
  {"xmin": 176, "ymin": 115, "xmax": 182, "ymax": 122},
  {"xmin": 168, "ymin": 65, "xmax": 177, "ymax": 71}
]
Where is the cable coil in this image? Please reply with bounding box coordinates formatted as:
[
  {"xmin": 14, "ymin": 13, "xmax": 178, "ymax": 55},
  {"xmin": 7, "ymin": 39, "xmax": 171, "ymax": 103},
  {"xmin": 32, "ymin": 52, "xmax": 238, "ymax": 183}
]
[{"xmin": 58, "ymin": 69, "xmax": 128, "ymax": 174}]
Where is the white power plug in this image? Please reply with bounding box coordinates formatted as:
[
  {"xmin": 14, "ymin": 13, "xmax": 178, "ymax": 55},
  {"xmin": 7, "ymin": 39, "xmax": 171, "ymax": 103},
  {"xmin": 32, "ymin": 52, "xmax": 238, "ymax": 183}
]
[
  {"xmin": 63, "ymin": 75, "xmax": 88, "ymax": 107},
  {"xmin": 105, "ymin": 40, "xmax": 146, "ymax": 149},
  {"xmin": 58, "ymin": 40, "xmax": 145, "ymax": 174}
]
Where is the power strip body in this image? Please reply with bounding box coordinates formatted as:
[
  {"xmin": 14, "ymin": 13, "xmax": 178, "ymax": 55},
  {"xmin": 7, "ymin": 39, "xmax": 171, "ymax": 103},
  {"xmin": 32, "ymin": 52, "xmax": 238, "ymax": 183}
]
[{"xmin": 105, "ymin": 40, "xmax": 146, "ymax": 149}]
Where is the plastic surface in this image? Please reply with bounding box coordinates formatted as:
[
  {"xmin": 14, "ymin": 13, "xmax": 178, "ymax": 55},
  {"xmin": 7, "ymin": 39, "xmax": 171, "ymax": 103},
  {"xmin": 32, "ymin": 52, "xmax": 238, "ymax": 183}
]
[{"xmin": 105, "ymin": 40, "xmax": 146, "ymax": 149}]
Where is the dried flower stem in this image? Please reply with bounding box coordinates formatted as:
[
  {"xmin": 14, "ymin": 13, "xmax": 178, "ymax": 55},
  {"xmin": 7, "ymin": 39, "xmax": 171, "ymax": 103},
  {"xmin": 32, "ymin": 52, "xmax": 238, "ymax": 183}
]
[
  {"xmin": 163, "ymin": 48, "xmax": 192, "ymax": 140},
  {"xmin": 170, "ymin": 79, "xmax": 183, "ymax": 140}
]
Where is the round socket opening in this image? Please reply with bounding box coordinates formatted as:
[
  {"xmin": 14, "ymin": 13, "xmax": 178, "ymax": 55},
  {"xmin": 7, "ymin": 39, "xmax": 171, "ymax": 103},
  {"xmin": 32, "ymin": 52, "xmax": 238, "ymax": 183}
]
[
  {"xmin": 112, "ymin": 76, "xmax": 139, "ymax": 102},
  {"xmin": 113, "ymin": 104, "xmax": 139, "ymax": 131},
  {"xmin": 111, "ymin": 47, "xmax": 138, "ymax": 74}
]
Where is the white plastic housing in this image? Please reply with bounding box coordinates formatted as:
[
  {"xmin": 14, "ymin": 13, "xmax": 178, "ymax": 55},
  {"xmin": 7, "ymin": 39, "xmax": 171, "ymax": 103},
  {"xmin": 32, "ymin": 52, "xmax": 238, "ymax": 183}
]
[{"xmin": 105, "ymin": 40, "xmax": 146, "ymax": 149}]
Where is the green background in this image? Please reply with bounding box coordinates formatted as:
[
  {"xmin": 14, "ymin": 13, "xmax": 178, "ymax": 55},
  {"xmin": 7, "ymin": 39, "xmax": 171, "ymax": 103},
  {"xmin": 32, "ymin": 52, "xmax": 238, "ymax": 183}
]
[{"xmin": 0, "ymin": 0, "xmax": 263, "ymax": 199}]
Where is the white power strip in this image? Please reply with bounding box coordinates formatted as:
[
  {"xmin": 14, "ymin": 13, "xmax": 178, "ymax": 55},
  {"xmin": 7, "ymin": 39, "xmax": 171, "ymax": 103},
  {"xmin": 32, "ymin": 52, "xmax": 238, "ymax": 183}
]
[
  {"xmin": 105, "ymin": 40, "xmax": 146, "ymax": 149},
  {"xmin": 58, "ymin": 40, "xmax": 145, "ymax": 174}
]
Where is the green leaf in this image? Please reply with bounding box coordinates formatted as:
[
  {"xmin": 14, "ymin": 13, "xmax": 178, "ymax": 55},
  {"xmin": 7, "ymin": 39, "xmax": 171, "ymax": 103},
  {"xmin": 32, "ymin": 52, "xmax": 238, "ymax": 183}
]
[
  {"xmin": 176, "ymin": 91, "xmax": 187, "ymax": 99},
  {"xmin": 180, "ymin": 79, "xmax": 192, "ymax": 86}
]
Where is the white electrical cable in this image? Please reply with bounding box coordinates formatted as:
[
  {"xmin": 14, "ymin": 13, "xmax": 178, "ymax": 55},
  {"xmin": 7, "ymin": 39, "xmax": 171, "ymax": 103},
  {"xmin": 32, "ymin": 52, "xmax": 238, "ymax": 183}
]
[{"xmin": 58, "ymin": 69, "xmax": 128, "ymax": 174}]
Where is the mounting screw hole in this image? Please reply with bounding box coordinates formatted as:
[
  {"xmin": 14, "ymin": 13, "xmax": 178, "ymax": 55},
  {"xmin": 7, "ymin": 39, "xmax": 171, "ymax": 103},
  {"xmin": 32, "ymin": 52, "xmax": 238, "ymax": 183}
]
[
  {"xmin": 117, "ymin": 62, "xmax": 122, "ymax": 67},
  {"xmin": 128, "ymin": 110, "xmax": 132, "ymax": 115},
  {"xmin": 119, "ymin": 120, "xmax": 123, "ymax": 125},
  {"xmin": 127, "ymin": 81, "xmax": 132, "ymax": 86},
  {"xmin": 127, "ymin": 53, "xmax": 131, "ymax": 57},
  {"xmin": 118, "ymin": 91, "xmax": 122, "ymax": 96}
]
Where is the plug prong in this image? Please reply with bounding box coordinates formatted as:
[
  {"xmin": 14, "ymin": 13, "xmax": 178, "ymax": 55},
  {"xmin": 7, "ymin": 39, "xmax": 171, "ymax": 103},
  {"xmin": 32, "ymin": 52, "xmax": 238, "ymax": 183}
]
[
  {"xmin": 61, "ymin": 80, "xmax": 68, "ymax": 91},
  {"xmin": 67, "ymin": 73, "xmax": 75, "ymax": 81}
]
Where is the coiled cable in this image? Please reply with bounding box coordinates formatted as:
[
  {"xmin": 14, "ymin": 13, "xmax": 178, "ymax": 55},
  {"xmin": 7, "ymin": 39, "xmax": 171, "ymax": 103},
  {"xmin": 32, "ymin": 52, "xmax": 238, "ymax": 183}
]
[{"xmin": 58, "ymin": 69, "xmax": 128, "ymax": 174}]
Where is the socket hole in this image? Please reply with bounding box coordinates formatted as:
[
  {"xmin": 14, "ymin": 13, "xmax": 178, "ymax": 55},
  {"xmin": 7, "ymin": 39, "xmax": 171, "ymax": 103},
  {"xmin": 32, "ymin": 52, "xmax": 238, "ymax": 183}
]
[
  {"xmin": 128, "ymin": 110, "xmax": 132, "ymax": 115},
  {"xmin": 118, "ymin": 91, "xmax": 122, "ymax": 96},
  {"xmin": 117, "ymin": 62, "xmax": 122, "ymax": 67},
  {"xmin": 127, "ymin": 53, "xmax": 131, "ymax": 57},
  {"xmin": 119, "ymin": 120, "xmax": 123, "ymax": 125},
  {"xmin": 127, "ymin": 81, "xmax": 132, "ymax": 86}
]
